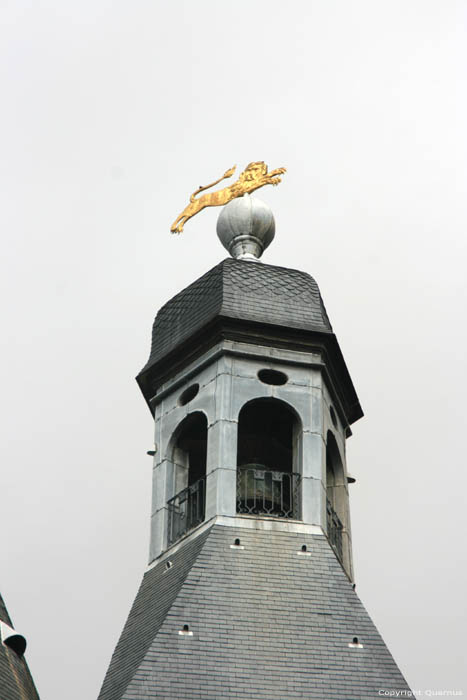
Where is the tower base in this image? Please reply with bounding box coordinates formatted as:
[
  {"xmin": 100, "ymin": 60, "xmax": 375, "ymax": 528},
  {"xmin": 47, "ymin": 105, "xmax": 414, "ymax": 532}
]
[{"xmin": 98, "ymin": 521, "xmax": 410, "ymax": 700}]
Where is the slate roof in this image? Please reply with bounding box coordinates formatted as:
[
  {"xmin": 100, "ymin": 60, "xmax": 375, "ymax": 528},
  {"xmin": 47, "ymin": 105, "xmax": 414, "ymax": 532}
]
[
  {"xmin": 98, "ymin": 528, "xmax": 211, "ymax": 700},
  {"xmin": 140, "ymin": 258, "xmax": 332, "ymax": 374},
  {"xmin": 0, "ymin": 593, "xmax": 40, "ymax": 700},
  {"xmin": 137, "ymin": 257, "xmax": 363, "ymax": 424},
  {"xmin": 98, "ymin": 524, "xmax": 410, "ymax": 700}
]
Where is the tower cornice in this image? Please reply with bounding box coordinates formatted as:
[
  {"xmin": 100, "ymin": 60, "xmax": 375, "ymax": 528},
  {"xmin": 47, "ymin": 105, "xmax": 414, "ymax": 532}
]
[{"xmin": 137, "ymin": 316, "xmax": 362, "ymax": 427}]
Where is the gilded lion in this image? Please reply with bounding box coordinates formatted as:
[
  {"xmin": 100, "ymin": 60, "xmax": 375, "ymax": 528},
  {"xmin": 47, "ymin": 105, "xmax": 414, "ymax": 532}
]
[{"xmin": 170, "ymin": 161, "xmax": 286, "ymax": 234}]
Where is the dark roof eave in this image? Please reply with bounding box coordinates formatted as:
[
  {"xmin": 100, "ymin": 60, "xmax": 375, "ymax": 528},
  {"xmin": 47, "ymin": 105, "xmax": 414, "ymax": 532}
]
[{"xmin": 136, "ymin": 315, "xmax": 363, "ymax": 426}]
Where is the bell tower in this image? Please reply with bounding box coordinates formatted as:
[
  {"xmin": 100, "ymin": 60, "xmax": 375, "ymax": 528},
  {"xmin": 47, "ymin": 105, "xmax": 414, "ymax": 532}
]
[{"xmin": 98, "ymin": 190, "xmax": 411, "ymax": 700}]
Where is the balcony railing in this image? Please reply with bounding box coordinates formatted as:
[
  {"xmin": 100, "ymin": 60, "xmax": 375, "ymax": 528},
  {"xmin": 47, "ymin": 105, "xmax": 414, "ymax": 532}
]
[
  {"xmin": 236, "ymin": 466, "xmax": 301, "ymax": 519},
  {"xmin": 326, "ymin": 498, "xmax": 343, "ymax": 562},
  {"xmin": 167, "ymin": 477, "xmax": 205, "ymax": 546}
]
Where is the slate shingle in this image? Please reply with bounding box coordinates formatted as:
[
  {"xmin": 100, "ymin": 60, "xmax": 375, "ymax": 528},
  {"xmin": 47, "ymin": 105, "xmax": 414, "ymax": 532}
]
[
  {"xmin": 140, "ymin": 258, "xmax": 332, "ymax": 374},
  {"xmin": 136, "ymin": 258, "xmax": 363, "ymax": 425},
  {"xmin": 97, "ymin": 528, "xmax": 211, "ymax": 700},
  {"xmin": 97, "ymin": 525, "xmax": 410, "ymax": 700}
]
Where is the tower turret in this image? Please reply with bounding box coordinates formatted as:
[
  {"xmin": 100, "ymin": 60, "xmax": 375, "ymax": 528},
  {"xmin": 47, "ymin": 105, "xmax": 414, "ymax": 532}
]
[
  {"xmin": 98, "ymin": 192, "xmax": 410, "ymax": 700},
  {"xmin": 137, "ymin": 252, "xmax": 361, "ymax": 580}
]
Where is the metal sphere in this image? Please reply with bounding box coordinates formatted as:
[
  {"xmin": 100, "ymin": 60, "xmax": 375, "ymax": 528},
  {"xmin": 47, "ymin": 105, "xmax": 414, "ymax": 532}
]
[{"xmin": 216, "ymin": 194, "xmax": 275, "ymax": 261}]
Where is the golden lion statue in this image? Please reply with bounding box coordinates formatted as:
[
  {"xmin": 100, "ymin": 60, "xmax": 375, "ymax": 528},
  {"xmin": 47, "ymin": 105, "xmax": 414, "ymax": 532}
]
[{"xmin": 170, "ymin": 161, "xmax": 286, "ymax": 234}]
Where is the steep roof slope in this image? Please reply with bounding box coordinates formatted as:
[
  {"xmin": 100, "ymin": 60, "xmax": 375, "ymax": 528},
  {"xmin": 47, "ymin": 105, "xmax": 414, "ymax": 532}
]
[
  {"xmin": 98, "ymin": 524, "xmax": 410, "ymax": 700},
  {"xmin": 97, "ymin": 527, "xmax": 211, "ymax": 700},
  {"xmin": 0, "ymin": 593, "xmax": 40, "ymax": 700}
]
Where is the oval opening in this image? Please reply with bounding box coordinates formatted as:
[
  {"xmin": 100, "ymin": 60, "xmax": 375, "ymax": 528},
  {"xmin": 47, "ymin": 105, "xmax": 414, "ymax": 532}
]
[
  {"xmin": 352, "ymin": 637, "xmax": 359, "ymax": 645},
  {"xmin": 179, "ymin": 383, "xmax": 199, "ymax": 406},
  {"xmin": 330, "ymin": 405, "xmax": 338, "ymax": 428},
  {"xmin": 234, "ymin": 538, "xmax": 241, "ymax": 546},
  {"xmin": 257, "ymin": 369, "xmax": 288, "ymax": 386},
  {"xmin": 301, "ymin": 544, "xmax": 307, "ymax": 552}
]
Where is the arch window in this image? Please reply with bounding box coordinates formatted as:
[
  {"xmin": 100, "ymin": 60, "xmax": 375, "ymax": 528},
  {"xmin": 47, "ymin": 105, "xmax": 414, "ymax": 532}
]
[
  {"xmin": 236, "ymin": 398, "xmax": 301, "ymax": 519},
  {"xmin": 167, "ymin": 412, "xmax": 207, "ymax": 545},
  {"xmin": 326, "ymin": 431, "xmax": 346, "ymax": 562}
]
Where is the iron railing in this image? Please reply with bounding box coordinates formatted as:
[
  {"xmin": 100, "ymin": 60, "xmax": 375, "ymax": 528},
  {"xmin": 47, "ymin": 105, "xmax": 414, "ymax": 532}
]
[
  {"xmin": 167, "ymin": 477, "xmax": 205, "ymax": 546},
  {"xmin": 326, "ymin": 498, "xmax": 343, "ymax": 562},
  {"xmin": 236, "ymin": 466, "xmax": 301, "ymax": 519}
]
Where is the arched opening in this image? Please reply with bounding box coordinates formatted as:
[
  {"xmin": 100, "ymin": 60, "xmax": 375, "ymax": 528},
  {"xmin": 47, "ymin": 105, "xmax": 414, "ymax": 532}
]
[
  {"xmin": 326, "ymin": 431, "xmax": 346, "ymax": 561},
  {"xmin": 168, "ymin": 412, "xmax": 207, "ymax": 545},
  {"xmin": 173, "ymin": 412, "xmax": 207, "ymax": 490},
  {"xmin": 236, "ymin": 398, "xmax": 301, "ymax": 519}
]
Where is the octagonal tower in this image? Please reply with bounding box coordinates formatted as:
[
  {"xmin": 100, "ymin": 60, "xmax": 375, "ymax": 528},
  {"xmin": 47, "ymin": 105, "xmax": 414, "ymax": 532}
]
[{"xmin": 138, "ymin": 255, "xmax": 360, "ymax": 580}]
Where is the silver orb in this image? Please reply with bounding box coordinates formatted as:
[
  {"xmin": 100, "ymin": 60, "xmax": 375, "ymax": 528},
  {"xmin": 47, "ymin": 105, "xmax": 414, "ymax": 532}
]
[{"xmin": 216, "ymin": 194, "xmax": 275, "ymax": 261}]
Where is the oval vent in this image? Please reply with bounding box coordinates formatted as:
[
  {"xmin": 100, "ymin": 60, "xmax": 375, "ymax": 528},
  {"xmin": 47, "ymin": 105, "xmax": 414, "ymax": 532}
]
[
  {"xmin": 330, "ymin": 405, "xmax": 338, "ymax": 428},
  {"xmin": 257, "ymin": 369, "xmax": 288, "ymax": 386},
  {"xmin": 179, "ymin": 383, "xmax": 199, "ymax": 406}
]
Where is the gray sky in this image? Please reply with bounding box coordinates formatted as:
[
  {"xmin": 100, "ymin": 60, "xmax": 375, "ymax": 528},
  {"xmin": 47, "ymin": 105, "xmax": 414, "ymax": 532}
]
[{"xmin": 1, "ymin": 1, "xmax": 466, "ymax": 698}]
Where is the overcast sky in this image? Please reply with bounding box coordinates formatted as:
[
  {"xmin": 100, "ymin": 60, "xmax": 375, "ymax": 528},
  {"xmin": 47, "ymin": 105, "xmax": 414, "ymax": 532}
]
[{"xmin": 1, "ymin": 2, "xmax": 466, "ymax": 698}]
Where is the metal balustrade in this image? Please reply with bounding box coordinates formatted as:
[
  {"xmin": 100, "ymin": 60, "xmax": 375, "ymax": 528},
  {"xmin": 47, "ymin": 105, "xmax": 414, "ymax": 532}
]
[
  {"xmin": 236, "ymin": 466, "xmax": 301, "ymax": 519},
  {"xmin": 167, "ymin": 467, "xmax": 302, "ymax": 547},
  {"xmin": 167, "ymin": 477, "xmax": 205, "ymax": 546},
  {"xmin": 326, "ymin": 498, "xmax": 343, "ymax": 562}
]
